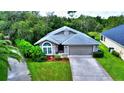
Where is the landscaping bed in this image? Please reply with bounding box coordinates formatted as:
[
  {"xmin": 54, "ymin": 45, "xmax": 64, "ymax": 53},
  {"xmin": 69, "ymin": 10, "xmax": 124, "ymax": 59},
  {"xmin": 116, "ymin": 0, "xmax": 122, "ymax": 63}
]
[
  {"xmin": 96, "ymin": 44, "xmax": 124, "ymax": 80},
  {"xmin": 27, "ymin": 60, "xmax": 72, "ymax": 81}
]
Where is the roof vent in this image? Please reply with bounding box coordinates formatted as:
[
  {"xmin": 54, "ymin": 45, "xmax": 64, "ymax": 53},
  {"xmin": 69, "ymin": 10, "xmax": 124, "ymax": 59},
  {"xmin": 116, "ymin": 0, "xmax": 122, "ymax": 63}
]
[{"xmin": 64, "ymin": 31, "xmax": 69, "ymax": 36}]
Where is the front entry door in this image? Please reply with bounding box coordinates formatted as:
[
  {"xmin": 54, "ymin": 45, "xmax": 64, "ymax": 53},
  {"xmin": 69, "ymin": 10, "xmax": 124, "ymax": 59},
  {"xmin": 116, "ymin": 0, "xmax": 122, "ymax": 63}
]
[{"xmin": 58, "ymin": 44, "xmax": 64, "ymax": 53}]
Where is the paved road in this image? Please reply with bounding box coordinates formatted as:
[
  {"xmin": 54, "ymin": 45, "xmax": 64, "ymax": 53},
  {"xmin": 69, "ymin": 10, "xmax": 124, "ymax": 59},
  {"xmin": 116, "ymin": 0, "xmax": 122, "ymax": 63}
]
[
  {"xmin": 8, "ymin": 58, "xmax": 31, "ymax": 81},
  {"xmin": 69, "ymin": 55, "xmax": 112, "ymax": 81}
]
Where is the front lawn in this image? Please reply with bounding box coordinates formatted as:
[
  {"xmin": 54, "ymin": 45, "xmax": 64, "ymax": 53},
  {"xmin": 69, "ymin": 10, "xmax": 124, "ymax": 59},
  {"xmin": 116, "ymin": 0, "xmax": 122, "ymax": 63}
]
[
  {"xmin": 0, "ymin": 62, "xmax": 8, "ymax": 81},
  {"xmin": 27, "ymin": 61, "xmax": 72, "ymax": 81},
  {"xmin": 96, "ymin": 44, "xmax": 124, "ymax": 80}
]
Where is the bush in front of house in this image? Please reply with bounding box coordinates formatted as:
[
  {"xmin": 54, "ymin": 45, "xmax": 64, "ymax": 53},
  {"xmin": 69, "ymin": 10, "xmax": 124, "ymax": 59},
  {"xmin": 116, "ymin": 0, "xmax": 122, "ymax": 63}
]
[
  {"xmin": 112, "ymin": 50, "xmax": 120, "ymax": 57},
  {"xmin": 15, "ymin": 39, "xmax": 32, "ymax": 58},
  {"xmin": 54, "ymin": 54, "xmax": 61, "ymax": 61},
  {"xmin": 93, "ymin": 50, "xmax": 104, "ymax": 58},
  {"xmin": 29, "ymin": 46, "xmax": 47, "ymax": 62},
  {"xmin": 15, "ymin": 39, "xmax": 46, "ymax": 62}
]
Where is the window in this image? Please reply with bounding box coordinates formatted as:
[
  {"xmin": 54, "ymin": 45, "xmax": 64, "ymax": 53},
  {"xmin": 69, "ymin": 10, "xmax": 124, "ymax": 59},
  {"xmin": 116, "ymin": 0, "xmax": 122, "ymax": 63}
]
[
  {"xmin": 101, "ymin": 35, "xmax": 105, "ymax": 41},
  {"xmin": 42, "ymin": 42, "xmax": 52, "ymax": 55}
]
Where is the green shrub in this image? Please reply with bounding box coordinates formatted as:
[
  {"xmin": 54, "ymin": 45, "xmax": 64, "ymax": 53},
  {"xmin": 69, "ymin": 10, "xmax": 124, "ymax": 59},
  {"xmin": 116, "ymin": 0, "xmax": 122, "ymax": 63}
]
[
  {"xmin": 29, "ymin": 46, "xmax": 47, "ymax": 62},
  {"xmin": 15, "ymin": 39, "xmax": 46, "ymax": 62},
  {"xmin": 112, "ymin": 50, "xmax": 120, "ymax": 57},
  {"xmin": 93, "ymin": 50, "xmax": 104, "ymax": 58},
  {"xmin": 15, "ymin": 39, "xmax": 32, "ymax": 58},
  {"xmin": 54, "ymin": 54, "xmax": 61, "ymax": 60},
  {"xmin": 88, "ymin": 32, "xmax": 100, "ymax": 41}
]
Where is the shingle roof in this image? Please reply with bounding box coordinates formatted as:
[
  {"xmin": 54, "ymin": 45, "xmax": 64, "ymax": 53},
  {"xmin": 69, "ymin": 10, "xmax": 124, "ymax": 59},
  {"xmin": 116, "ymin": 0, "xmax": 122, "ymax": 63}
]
[
  {"xmin": 62, "ymin": 34, "xmax": 99, "ymax": 45},
  {"xmin": 34, "ymin": 26, "xmax": 99, "ymax": 45},
  {"xmin": 102, "ymin": 24, "xmax": 124, "ymax": 46}
]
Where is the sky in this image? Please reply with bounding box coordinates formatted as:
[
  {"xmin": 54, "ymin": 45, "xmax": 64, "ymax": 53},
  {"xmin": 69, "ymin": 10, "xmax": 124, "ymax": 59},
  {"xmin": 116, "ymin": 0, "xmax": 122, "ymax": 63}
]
[
  {"xmin": 0, "ymin": 0, "xmax": 124, "ymax": 18},
  {"xmin": 39, "ymin": 11, "xmax": 124, "ymax": 18}
]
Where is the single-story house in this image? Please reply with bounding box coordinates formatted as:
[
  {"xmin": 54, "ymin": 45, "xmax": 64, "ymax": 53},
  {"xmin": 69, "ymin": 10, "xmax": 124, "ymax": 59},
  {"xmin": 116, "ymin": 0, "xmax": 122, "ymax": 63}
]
[
  {"xmin": 101, "ymin": 24, "xmax": 124, "ymax": 60},
  {"xmin": 34, "ymin": 26, "xmax": 99, "ymax": 56}
]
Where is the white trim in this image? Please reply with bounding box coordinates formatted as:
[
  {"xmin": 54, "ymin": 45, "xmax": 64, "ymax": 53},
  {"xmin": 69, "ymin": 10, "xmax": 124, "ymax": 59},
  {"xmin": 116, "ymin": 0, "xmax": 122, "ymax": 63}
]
[
  {"xmin": 42, "ymin": 41, "xmax": 53, "ymax": 55},
  {"xmin": 93, "ymin": 45, "xmax": 98, "ymax": 52},
  {"xmin": 67, "ymin": 46, "xmax": 69, "ymax": 55}
]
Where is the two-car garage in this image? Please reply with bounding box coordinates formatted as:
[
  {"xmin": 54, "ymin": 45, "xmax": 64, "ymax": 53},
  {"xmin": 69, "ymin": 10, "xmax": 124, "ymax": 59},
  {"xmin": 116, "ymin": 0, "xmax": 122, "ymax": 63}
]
[{"xmin": 69, "ymin": 45, "xmax": 93, "ymax": 55}]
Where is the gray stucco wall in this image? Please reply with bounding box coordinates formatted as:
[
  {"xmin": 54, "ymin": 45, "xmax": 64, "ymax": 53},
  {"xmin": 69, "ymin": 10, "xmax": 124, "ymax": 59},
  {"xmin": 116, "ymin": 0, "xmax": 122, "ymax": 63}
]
[{"xmin": 39, "ymin": 40, "xmax": 98, "ymax": 55}]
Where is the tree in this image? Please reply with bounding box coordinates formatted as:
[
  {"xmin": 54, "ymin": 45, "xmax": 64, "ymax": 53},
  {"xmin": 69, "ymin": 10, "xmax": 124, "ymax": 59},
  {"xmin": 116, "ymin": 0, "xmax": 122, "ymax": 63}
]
[
  {"xmin": 0, "ymin": 40, "xmax": 22, "ymax": 69},
  {"xmin": 11, "ymin": 21, "xmax": 33, "ymax": 42},
  {"xmin": 32, "ymin": 20, "xmax": 52, "ymax": 43},
  {"xmin": 106, "ymin": 15, "xmax": 124, "ymax": 29}
]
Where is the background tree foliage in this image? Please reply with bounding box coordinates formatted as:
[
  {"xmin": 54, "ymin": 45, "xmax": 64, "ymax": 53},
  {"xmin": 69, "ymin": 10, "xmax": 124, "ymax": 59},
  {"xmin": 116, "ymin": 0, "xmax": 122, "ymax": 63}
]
[{"xmin": 0, "ymin": 11, "xmax": 124, "ymax": 44}]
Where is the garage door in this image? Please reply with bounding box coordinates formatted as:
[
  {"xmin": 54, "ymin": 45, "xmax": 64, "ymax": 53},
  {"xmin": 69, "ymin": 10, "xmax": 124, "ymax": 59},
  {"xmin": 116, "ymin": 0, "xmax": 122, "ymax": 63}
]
[{"xmin": 69, "ymin": 46, "xmax": 93, "ymax": 55}]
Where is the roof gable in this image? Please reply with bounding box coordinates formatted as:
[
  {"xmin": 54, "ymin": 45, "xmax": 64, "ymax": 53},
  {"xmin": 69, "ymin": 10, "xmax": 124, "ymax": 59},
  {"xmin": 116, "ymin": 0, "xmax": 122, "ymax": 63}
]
[
  {"xmin": 102, "ymin": 24, "xmax": 124, "ymax": 46},
  {"xmin": 46, "ymin": 26, "xmax": 81, "ymax": 36},
  {"xmin": 35, "ymin": 26, "xmax": 99, "ymax": 45}
]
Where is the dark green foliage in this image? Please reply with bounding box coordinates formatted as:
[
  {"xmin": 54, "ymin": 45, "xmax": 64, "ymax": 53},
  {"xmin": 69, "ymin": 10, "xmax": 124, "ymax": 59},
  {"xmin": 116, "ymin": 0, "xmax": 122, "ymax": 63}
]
[
  {"xmin": 0, "ymin": 11, "xmax": 106, "ymax": 44},
  {"xmin": 0, "ymin": 33, "xmax": 4, "ymax": 39},
  {"xmin": 0, "ymin": 11, "xmax": 124, "ymax": 44},
  {"xmin": 93, "ymin": 50, "xmax": 104, "ymax": 58},
  {"xmin": 15, "ymin": 39, "xmax": 46, "ymax": 62},
  {"xmin": 112, "ymin": 50, "xmax": 120, "ymax": 57},
  {"xmin": 0, "ymin": 61, "xmax": 8, "ymax": 81}
]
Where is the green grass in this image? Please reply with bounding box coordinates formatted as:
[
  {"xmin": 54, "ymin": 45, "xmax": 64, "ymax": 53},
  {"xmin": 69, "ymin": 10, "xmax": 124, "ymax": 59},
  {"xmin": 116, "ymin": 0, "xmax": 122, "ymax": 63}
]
[
  {"xmin": 27, "ymin": 61, "xmax": 72, "ymax": 81},
  {"xmin": 96, "ymin": 44, "xmax": 124, "ymax": 80},
  {"xmin": 88, "ymin": 32, "xmax": 100, "ymax": 41},
  {"xmin": 0, "ymin": 62, "xmax": 8, "ymax": 81}
]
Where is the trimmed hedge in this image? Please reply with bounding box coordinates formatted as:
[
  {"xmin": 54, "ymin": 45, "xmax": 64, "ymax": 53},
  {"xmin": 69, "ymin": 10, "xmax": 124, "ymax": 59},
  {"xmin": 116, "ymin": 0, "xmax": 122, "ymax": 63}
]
[
  {"xmin": 93, "ymin": 50, "xmax": 104, "ymax": 58},
  {"xmin": 112, "ymin": 50, "xmax": 120, "ymax": 57}
]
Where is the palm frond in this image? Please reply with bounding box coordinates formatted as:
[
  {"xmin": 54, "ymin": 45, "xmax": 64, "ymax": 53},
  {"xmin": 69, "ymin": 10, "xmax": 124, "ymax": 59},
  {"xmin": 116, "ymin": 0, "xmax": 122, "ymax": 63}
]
[{"xmin": 0, "ymin": 40, "xmax": 23, "ymax": 69}]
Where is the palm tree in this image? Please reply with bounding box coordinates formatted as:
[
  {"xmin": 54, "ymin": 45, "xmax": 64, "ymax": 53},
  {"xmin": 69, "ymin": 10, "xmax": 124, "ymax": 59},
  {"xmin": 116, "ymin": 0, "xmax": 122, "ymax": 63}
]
[{"xmin": 0, "ymin": 40, "xmax": 22, "ymax": 70}]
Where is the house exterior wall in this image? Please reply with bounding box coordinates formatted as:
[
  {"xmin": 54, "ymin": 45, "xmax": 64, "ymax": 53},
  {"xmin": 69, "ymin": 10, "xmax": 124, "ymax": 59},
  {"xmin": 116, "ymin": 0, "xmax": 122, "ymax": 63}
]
[
  {"xmin": 39, "ymin": 41, "xmax": 98, "ymax": 56},
  {"xmin": 101, "ymin": 35, "xmax": 124, "ymax": 60},
  {"xmin": 64, "ymin": 46, "xmax": 69, "ymax": 54}
]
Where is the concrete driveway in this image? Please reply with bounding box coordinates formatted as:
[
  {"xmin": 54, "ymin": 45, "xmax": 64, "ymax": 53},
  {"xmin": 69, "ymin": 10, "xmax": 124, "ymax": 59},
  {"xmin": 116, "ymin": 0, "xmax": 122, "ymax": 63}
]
[{"xmin": 68, "ymin": 55, "xmax": 112, "ymax": 81}]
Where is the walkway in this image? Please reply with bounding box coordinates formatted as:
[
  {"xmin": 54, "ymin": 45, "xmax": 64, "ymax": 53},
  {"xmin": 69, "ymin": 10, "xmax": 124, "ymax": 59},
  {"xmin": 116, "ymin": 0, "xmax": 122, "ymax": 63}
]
[{"xmin": 8, "ymin": 58, "xmax": 31, "ymax": 81}]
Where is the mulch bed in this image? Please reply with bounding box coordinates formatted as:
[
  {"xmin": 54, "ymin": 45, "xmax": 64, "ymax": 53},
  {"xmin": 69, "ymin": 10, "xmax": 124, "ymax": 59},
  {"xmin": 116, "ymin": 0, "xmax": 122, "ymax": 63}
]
[{"xmin": 47, "ymin": 55, "xmax": 69, "ymax": 62}]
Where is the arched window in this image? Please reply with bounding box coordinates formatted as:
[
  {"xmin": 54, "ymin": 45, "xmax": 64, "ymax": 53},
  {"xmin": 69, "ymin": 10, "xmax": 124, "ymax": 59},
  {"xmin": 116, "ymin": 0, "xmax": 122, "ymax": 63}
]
[{"xmin": 42, "ymin": 41, "xmax": 52, "ymax": 55}]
